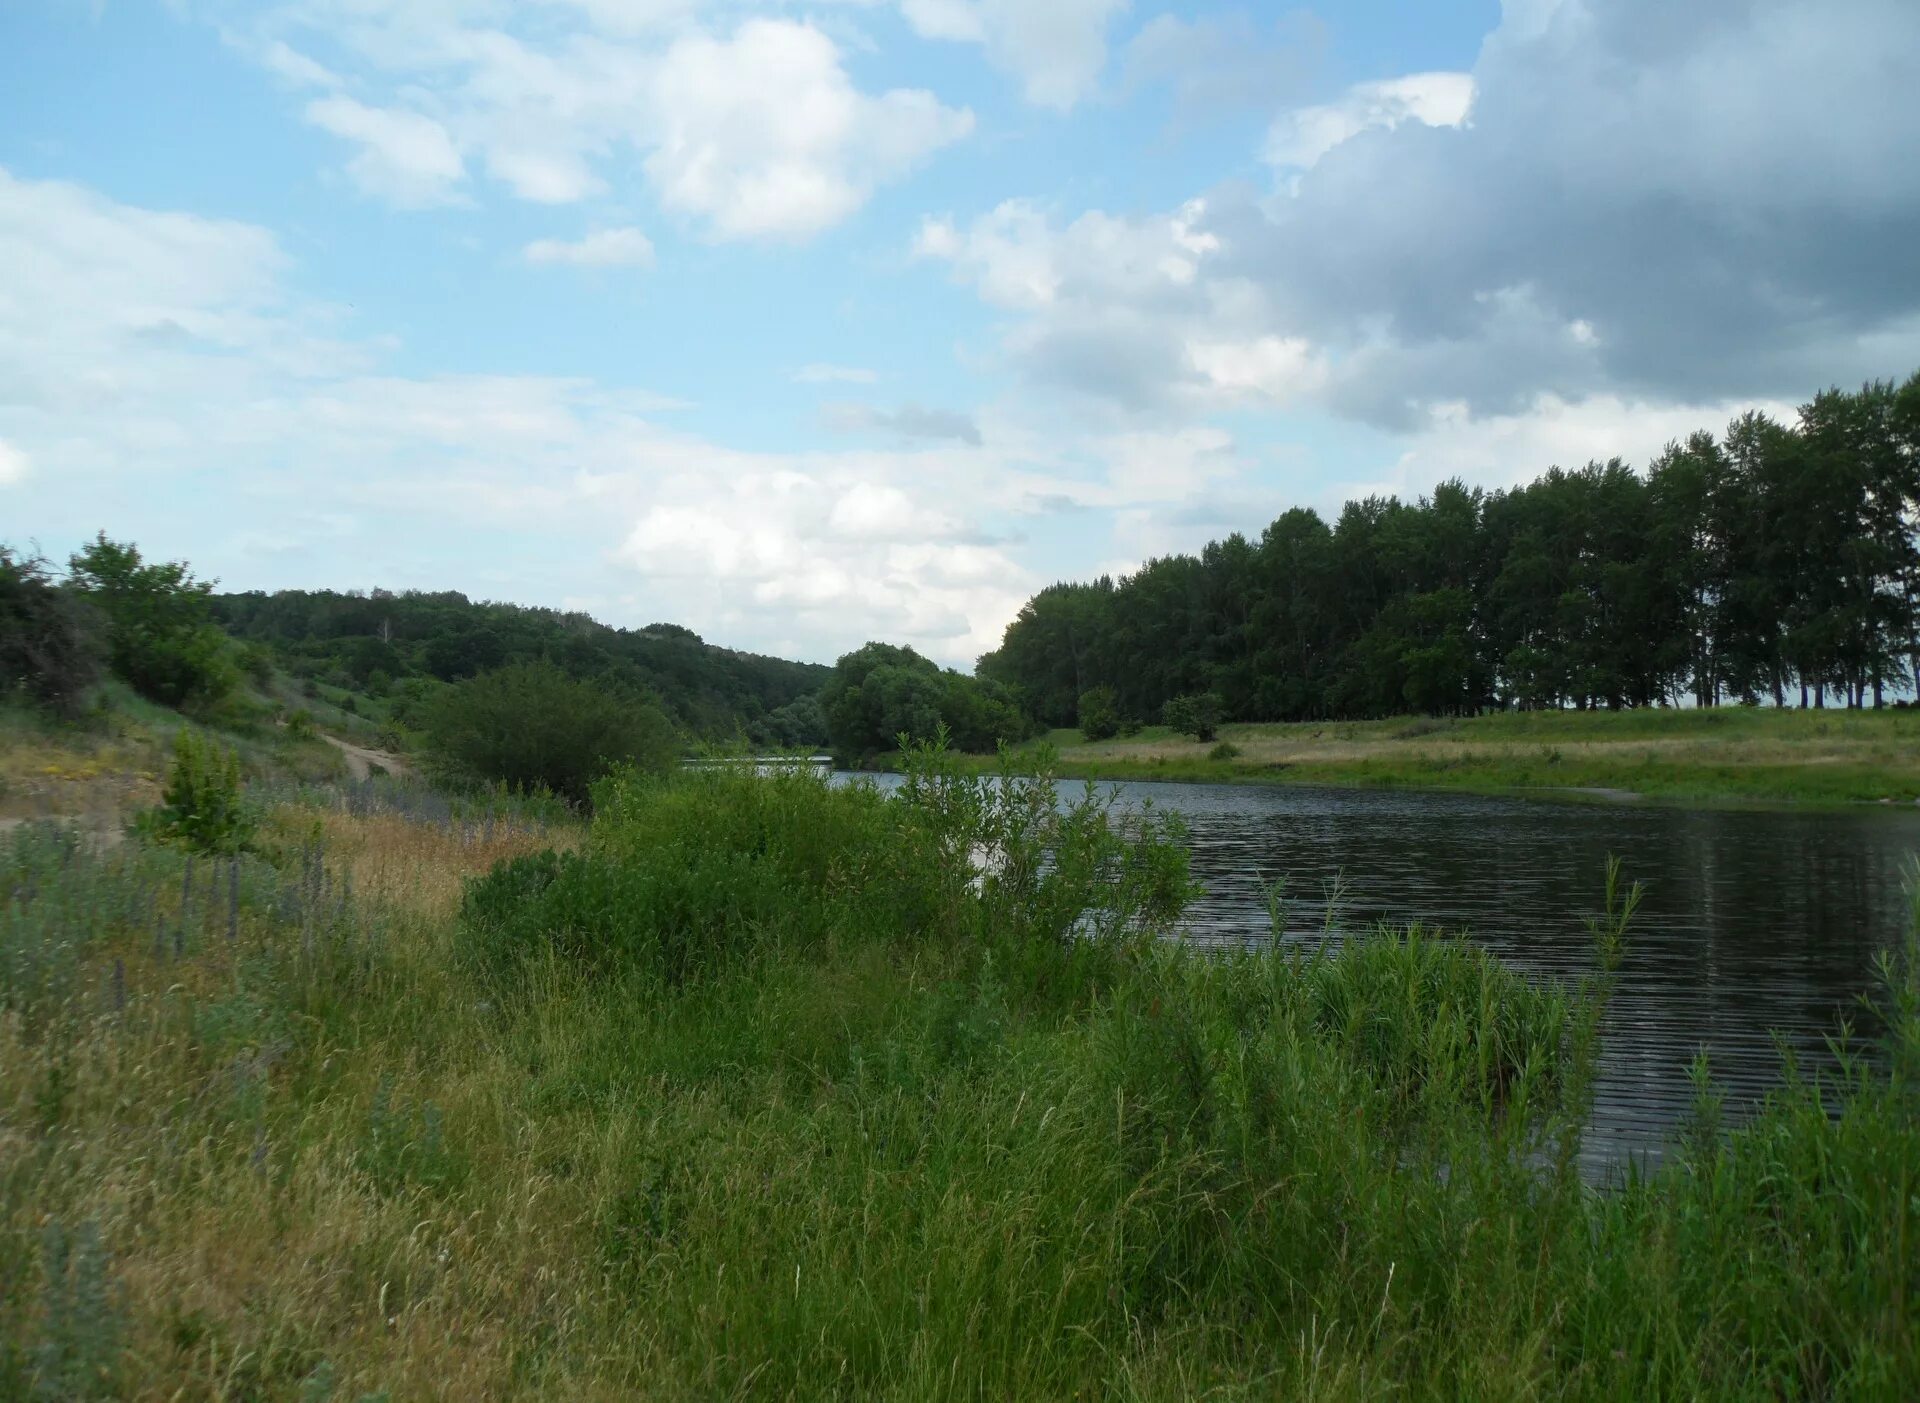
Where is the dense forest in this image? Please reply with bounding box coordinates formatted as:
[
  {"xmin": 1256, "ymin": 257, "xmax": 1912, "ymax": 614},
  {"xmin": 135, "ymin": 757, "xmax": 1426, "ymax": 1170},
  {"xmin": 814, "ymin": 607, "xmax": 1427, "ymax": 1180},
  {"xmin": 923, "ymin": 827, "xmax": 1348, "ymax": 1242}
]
[
  {"xmin": 980, "ymin": 374, "xmax": 1920, "ymax": 726},
  {"xmin": 209, "ymin": 588, "xmax": 830, "ymax": 746}
]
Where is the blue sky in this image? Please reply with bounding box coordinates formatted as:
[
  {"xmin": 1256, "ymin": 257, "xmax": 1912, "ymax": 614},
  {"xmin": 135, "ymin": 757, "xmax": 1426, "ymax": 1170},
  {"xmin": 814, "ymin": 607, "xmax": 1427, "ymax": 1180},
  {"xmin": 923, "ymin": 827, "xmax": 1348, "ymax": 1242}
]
[{"xmin": 4, "ymin": 0, "xmax": 1918, "ymax": 665}]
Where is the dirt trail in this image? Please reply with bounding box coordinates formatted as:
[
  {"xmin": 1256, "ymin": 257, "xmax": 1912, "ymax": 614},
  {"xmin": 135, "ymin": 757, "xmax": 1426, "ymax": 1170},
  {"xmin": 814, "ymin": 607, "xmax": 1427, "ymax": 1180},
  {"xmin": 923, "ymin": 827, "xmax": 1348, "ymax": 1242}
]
[{"xmin": 323, "ymin": 734, "xmax": 412, "ymax": 782}]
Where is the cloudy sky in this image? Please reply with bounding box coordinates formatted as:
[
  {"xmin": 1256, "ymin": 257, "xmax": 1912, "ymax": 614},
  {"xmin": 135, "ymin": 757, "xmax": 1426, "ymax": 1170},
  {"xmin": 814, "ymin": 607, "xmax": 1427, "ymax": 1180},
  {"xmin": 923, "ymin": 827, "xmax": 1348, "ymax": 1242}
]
[{"xmin": 5, "ymin": 0, "xmax": 1918, "ymax": 666}]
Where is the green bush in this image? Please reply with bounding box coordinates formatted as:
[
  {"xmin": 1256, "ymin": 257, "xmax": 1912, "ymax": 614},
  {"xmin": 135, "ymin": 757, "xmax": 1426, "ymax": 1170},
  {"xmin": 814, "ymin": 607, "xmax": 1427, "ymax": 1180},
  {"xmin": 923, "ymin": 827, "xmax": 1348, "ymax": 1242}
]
[
  {"xmin": 140, "ymin": 729, "xmax": 255, "ymax": 855},
  {"xmin": 459, "ymin": 740, "xmax": 1196, "ymax": 993},
  {"xmin": 420, "ymin": 661, "xmax": 679, "ymax": 806},
  {"xmin": 1077, "ymin": 685, "xmax": 1121, "ymax": 741},
  {"xmin": 1163, "ymin": 692, "xmax": 1225, "ymax": 742},
  {"xmin": 0, "ymin": 547, "xmax": 101, "ymax": 717},
  {"xmin": 65, "ymin": 535, "xmax": 237, "ymax": 711},
  {"xmin": 1207, "ymin": 740, "xmax": 1240, "ymax": 761}
]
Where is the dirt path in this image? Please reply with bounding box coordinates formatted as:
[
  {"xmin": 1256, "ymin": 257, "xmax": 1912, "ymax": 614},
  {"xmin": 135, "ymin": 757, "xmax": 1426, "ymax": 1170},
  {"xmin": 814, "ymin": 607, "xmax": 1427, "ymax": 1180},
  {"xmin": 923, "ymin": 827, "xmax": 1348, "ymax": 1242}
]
[{"xmin": 322, "ymin": 734, "xmax": 412, "ymax": 782}]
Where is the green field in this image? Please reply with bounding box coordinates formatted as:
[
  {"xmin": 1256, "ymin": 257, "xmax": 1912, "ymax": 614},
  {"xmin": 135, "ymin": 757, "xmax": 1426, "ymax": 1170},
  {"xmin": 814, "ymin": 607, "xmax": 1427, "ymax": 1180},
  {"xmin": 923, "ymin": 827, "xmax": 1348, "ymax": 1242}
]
[{"xmin": 962, "ymin": 706, "xmax": 1920, "ymax": 807}]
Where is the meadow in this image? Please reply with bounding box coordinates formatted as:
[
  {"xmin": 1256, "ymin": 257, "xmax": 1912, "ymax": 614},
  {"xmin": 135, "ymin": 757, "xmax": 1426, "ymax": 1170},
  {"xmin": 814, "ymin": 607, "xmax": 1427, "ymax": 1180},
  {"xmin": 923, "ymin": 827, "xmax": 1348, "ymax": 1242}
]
[
  {"xmin": 969, "ymin": 705, "xmax": 1920, "ymax": 807},
  {"xmin": 2, "ymin": 736, "xmax": 1917, "ymax": 1399}
]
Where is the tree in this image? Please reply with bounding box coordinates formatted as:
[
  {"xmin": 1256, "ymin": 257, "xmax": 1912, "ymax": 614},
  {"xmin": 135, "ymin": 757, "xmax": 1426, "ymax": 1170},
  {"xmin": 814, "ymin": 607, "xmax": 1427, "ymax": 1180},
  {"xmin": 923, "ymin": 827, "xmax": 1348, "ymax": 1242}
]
[
  {"xmin": 977, "ymin": 366, "xmax": 1920, "ymax": 720},
  {"xmin": 1164, "ymin": 692, "xmax": 1225, "ymax": 742},
  {"xmin": 0, "ymin": 547, "xmax": 101, "ymax": 716},
  {"xmin": 421, "ymin": 662, "xmax": 679, "ymax": 805},
  {"xmin": 822, "ymin": 642, "xmax": 1027, "ymax": 761},
  {"xmin": 1077, "ymin": 686, "xmax": 1121, "ymax": 741},
  {"xmin": 65, "ymin": 534, "xmax": 236, "ymax": 709}
]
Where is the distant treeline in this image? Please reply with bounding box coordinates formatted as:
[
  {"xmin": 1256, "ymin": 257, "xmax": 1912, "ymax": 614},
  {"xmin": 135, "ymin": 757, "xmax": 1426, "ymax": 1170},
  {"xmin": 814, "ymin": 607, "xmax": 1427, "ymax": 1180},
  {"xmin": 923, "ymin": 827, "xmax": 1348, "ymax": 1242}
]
[
  {"xmin": 980, "ymin": 373, "xmax": 1920, "ymax": 725},
  {"xmin": 209, "ymin": 588, "xmax": 831, "ymax": 746}
]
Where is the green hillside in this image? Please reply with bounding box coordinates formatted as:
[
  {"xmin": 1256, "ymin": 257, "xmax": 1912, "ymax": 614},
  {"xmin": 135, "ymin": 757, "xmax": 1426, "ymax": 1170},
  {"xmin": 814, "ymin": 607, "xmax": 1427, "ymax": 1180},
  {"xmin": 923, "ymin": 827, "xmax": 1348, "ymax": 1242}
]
[{"xmin": 208, "ymin": 587, "xmax": 829, "ymax": 748}]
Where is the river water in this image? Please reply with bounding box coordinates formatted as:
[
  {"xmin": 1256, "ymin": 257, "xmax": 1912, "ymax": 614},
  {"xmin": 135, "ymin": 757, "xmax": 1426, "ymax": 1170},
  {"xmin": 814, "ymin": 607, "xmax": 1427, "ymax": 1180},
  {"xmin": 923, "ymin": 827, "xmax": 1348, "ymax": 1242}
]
[{"xmin": 847, "ymin": 771, "xmax": 1920, "ymax": 1175}]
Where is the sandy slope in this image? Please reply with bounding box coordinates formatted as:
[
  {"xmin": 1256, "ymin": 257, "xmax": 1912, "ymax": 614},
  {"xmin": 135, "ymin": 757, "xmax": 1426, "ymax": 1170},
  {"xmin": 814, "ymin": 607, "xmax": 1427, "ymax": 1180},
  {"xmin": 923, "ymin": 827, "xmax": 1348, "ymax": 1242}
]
[{"xmin": 322, "ymin": 733, "xmax": 412, "ymax": 781}]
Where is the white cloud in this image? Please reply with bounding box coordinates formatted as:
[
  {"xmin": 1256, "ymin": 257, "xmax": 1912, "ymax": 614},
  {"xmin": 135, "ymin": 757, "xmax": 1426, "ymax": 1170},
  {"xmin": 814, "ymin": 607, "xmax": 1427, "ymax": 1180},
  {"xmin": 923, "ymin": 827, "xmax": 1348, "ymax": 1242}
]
[
  {"xmin": 0, "ymin": 438, "xmax": 27, "ymax": 486},
  {"xmin": 791, "ymin": 363, "xmax": 878, "ymax": 384},
  {"xmin": 918, "ymin": 196, "xmax": 1302, "ymax": 415},
  {"xmin": 1265, "ymin": 71, "xmax": 1475, "ymax": 172},
  {"xmin": 899, "ymin": 0, "xmax": 1127, "ymax": 109},
  {"xmin": 258, "ymin": 39, "xmax": 341, "ymax": 90},
  {"xmin": 1385, "ymin": 392, "xmax": 1801, "ymax": 495},
  {"xmin": 645, "ymin": 20, "xmax": 972, "ymax": 240},
  {"xmin": 241, "ymin": 8, "xmax": 972, "ymax": 238},
  {"xmin": 1185, "ymin": 335, "xmax": 1323, "ymax": 404},
  {"xmin": 304, "ymin": 96, "xmax": 466, "ymax": 206},
  {"xmin": 524, "ymin": 226, "xmax": 656, "ymax": 267}
]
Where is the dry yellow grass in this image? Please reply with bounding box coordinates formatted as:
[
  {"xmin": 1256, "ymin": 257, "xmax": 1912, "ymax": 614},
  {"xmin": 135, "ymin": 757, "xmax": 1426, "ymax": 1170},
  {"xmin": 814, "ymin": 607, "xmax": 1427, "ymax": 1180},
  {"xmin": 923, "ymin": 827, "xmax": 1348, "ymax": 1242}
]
[
  {"xmin": 273, "ymin": 806, "xmax": 580, "ymax": 920},
  {"xmin": 0, "ymin": 730, "xmax": 161, "ymax": 826},
  {"xmin": 0, "ymin": 791, "xmax": 630, "ymax": 1400}
]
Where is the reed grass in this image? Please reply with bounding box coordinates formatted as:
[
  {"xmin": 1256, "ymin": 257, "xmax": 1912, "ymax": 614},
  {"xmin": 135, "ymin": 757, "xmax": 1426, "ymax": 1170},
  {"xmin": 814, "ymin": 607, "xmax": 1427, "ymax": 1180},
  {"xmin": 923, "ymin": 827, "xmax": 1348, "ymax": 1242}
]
[{"xmin": 0, "ymin": 738, "xmax": 1914, "ymax": 1398}]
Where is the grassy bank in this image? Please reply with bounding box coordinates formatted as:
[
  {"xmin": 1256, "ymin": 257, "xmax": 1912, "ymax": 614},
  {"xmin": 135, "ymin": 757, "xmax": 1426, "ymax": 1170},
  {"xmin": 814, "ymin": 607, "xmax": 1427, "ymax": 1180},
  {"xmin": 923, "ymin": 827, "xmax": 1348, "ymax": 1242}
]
[
  {"xmin": 948, "ymin": 706, "xmax": 1920, "ymax": 807},
  {"xmin": 3, "ymin": 735, "xmax": 1917, "ymax": 1397}
]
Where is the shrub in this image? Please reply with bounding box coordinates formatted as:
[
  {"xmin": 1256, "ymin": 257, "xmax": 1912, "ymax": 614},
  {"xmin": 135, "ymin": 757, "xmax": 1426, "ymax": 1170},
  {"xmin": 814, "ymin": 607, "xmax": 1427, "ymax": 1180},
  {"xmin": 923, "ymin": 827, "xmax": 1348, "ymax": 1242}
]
[
  {"xmin": 65, "ymin": 535, "xmax": 237, "ymax": 710},
  {"xmin": 236, "ymin": 643, "xmax": 275, "ymax": 689},
  {"xmin": 1207, "ymin": 740, "xmax": 1240, "ymax": 761},
  {"xmin": 459, "ymin": 770, "xmax": 896, "ymax": 990},
  {"xmin": 140, "ymin": 729, "xmax": 255, "ymax": 855},
  {"xmin": 1077, "ymin": 686, "xmax": 1121, "ymax": 741},
  {"xmin": 422, "ymin": 661, "xmax": 679, "ymax": 806},
  {"xmin": 459, "ymin": 739, "xmax": 1197, "ymax": 992},
  {"xmin": 0, "ymin": 547, "xmax": 101, "ymax": 716},
  {"xmin": 1164, "ymin": 692, "xmax": 1225, "ymax": 742}
]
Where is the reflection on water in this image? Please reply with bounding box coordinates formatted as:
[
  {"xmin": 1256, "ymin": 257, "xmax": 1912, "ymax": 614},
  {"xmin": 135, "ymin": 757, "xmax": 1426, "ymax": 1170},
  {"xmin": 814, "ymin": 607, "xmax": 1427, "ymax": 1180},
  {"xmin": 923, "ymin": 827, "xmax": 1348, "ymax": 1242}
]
[{"xmin": 848, "ymin": 771, "xmax": 1920, "ymax": 1175}]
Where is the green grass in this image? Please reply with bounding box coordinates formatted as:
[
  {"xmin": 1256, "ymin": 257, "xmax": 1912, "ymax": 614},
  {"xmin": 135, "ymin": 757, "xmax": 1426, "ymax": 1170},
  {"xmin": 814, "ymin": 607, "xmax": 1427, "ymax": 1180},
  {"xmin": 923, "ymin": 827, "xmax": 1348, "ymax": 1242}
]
[
  {"xmin": 1, "ymin": 742, "xmax": 1916, "ymax": 1397},
  {"xmin": 935, "ymin": 706, "xmax": 1920, "ymax": 807}
]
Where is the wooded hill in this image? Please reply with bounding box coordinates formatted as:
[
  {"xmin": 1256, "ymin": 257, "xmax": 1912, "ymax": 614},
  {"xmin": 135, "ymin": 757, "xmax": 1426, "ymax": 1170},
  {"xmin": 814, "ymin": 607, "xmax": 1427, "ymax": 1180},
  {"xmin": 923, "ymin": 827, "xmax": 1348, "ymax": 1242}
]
[
  {"xmin": 981, "ymin": 372, "xmax": 1920, "ymax": 727},
  {"xmin": 209, "ymin": 588, "xmax": 830, "ymax": 747}
]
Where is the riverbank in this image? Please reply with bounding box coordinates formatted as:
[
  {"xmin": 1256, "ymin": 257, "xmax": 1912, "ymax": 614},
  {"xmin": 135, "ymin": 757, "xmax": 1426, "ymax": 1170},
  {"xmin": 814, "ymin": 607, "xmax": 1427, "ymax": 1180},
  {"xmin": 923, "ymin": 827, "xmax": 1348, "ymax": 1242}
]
[
  {"xmin": 3, "ymin": 737, "xmax": 1916, "ymax": 1397},
  {"xmin": 947, "ymin": 706, "xmax": 1920, "ymax": 808}
]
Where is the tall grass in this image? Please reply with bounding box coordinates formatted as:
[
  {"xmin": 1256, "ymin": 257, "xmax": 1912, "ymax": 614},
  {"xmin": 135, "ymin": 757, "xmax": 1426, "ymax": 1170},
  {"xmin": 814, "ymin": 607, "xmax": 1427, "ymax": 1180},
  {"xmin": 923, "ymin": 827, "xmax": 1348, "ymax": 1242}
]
[{"xmin": 0, "ymin": 741, "xmax": 1914, "ymax": 1397}]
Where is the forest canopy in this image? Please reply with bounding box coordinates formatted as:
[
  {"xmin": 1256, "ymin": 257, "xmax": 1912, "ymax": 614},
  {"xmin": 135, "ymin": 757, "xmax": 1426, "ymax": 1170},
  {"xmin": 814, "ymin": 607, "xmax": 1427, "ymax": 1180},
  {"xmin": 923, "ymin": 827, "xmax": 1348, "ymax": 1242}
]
[
  {"xmin": 209, "ymin": 587, "xmax": 830, "ymax": 746},
  {"xmin": 979, "ymin": 373, "xmax": 1920, "ymax": 725}
]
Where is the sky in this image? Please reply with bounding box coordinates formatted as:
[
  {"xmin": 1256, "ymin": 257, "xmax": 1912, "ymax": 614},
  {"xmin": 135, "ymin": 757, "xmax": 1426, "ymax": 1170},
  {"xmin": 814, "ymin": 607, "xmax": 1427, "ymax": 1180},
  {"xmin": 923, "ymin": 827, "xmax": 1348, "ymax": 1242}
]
[{"xmin": 4, "ymin": 0, "xmax": 1919, "ymax": 668}]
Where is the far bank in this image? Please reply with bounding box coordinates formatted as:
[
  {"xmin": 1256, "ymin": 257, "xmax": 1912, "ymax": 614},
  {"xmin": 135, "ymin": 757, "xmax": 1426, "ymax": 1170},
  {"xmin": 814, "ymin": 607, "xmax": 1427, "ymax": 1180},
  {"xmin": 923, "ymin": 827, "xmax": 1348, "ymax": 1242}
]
[{"xmin": 873, "ymin": 706, "xmax": 1920, "ymax": 809}]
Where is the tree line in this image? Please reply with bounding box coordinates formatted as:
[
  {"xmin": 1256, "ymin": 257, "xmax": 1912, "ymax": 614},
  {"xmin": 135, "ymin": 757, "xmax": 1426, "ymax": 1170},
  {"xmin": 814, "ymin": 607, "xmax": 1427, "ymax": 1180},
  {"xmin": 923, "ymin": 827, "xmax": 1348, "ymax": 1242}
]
[
  {"xmin": 209, "ymin": 586, "xmax": 830, "ymax": 746},
  {"xmin": 979, "ymin": 373, "xmax": 1920, "ymax": 727}
]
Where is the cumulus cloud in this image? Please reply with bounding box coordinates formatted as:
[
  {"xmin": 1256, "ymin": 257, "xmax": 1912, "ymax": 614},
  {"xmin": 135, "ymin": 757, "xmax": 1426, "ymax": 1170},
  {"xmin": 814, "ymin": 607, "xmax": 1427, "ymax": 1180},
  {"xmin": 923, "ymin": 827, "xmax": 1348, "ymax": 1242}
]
[
  {"xmin": 899, "ymin": 0, "xmax": 1126, "ymax": 109},
  {"xmin": 524, "ymin": 226, "xmax": 656, "ymax": 267},
  {"xmin": 918, "ymin": 197, "xmax": 1325, "ymax": 414},
  {"xmin": 233, "ymin": 6, "xmax": 972, "ymax": 239},
  {"xmin": 922, "ymin": 0, "xmax": 1920, "ymax": 431},
  {"xmin": 1263, "ymin": 71, "xmax": 1473, "ymax": 172},
  {"xmin": 644, "ymin": 20, "xmax": 972, "ymax": 239},
  {"xmin": 304, "ymin": 96, "xmax": 467, "ymax": 206}
]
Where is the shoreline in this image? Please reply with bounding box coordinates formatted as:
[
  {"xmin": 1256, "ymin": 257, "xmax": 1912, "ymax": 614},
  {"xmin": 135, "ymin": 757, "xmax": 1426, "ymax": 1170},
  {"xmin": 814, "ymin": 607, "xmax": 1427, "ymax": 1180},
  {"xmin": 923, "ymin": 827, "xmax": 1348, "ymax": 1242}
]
[{"xmin": 866, "ymin": 708, "xmax": 1920, "ymax": 812}]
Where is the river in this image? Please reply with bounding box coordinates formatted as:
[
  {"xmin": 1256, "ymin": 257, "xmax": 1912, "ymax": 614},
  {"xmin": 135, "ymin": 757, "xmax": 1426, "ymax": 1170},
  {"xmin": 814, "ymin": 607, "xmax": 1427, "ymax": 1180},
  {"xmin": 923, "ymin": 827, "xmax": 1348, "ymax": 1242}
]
[{"xmin": 847, "ymin": 771, "xmax": 1920, "ymax": 1176}]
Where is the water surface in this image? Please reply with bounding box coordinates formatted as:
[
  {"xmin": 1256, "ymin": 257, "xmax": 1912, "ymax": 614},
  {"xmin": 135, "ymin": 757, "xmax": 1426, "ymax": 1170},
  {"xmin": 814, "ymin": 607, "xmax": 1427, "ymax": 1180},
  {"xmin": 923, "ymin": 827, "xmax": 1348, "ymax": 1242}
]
[{"xmin": 851, "ymin": 772, "xmax": 1920, "ymax": 1174}]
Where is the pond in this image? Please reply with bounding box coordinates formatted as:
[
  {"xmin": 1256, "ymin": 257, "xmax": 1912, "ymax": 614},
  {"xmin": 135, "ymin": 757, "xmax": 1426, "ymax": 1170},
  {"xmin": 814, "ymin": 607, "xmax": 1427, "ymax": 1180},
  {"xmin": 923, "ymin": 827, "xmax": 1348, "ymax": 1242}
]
[{"xmin": 850, "ymin": 771, "xmax": 1920, "ymax": 1175}]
